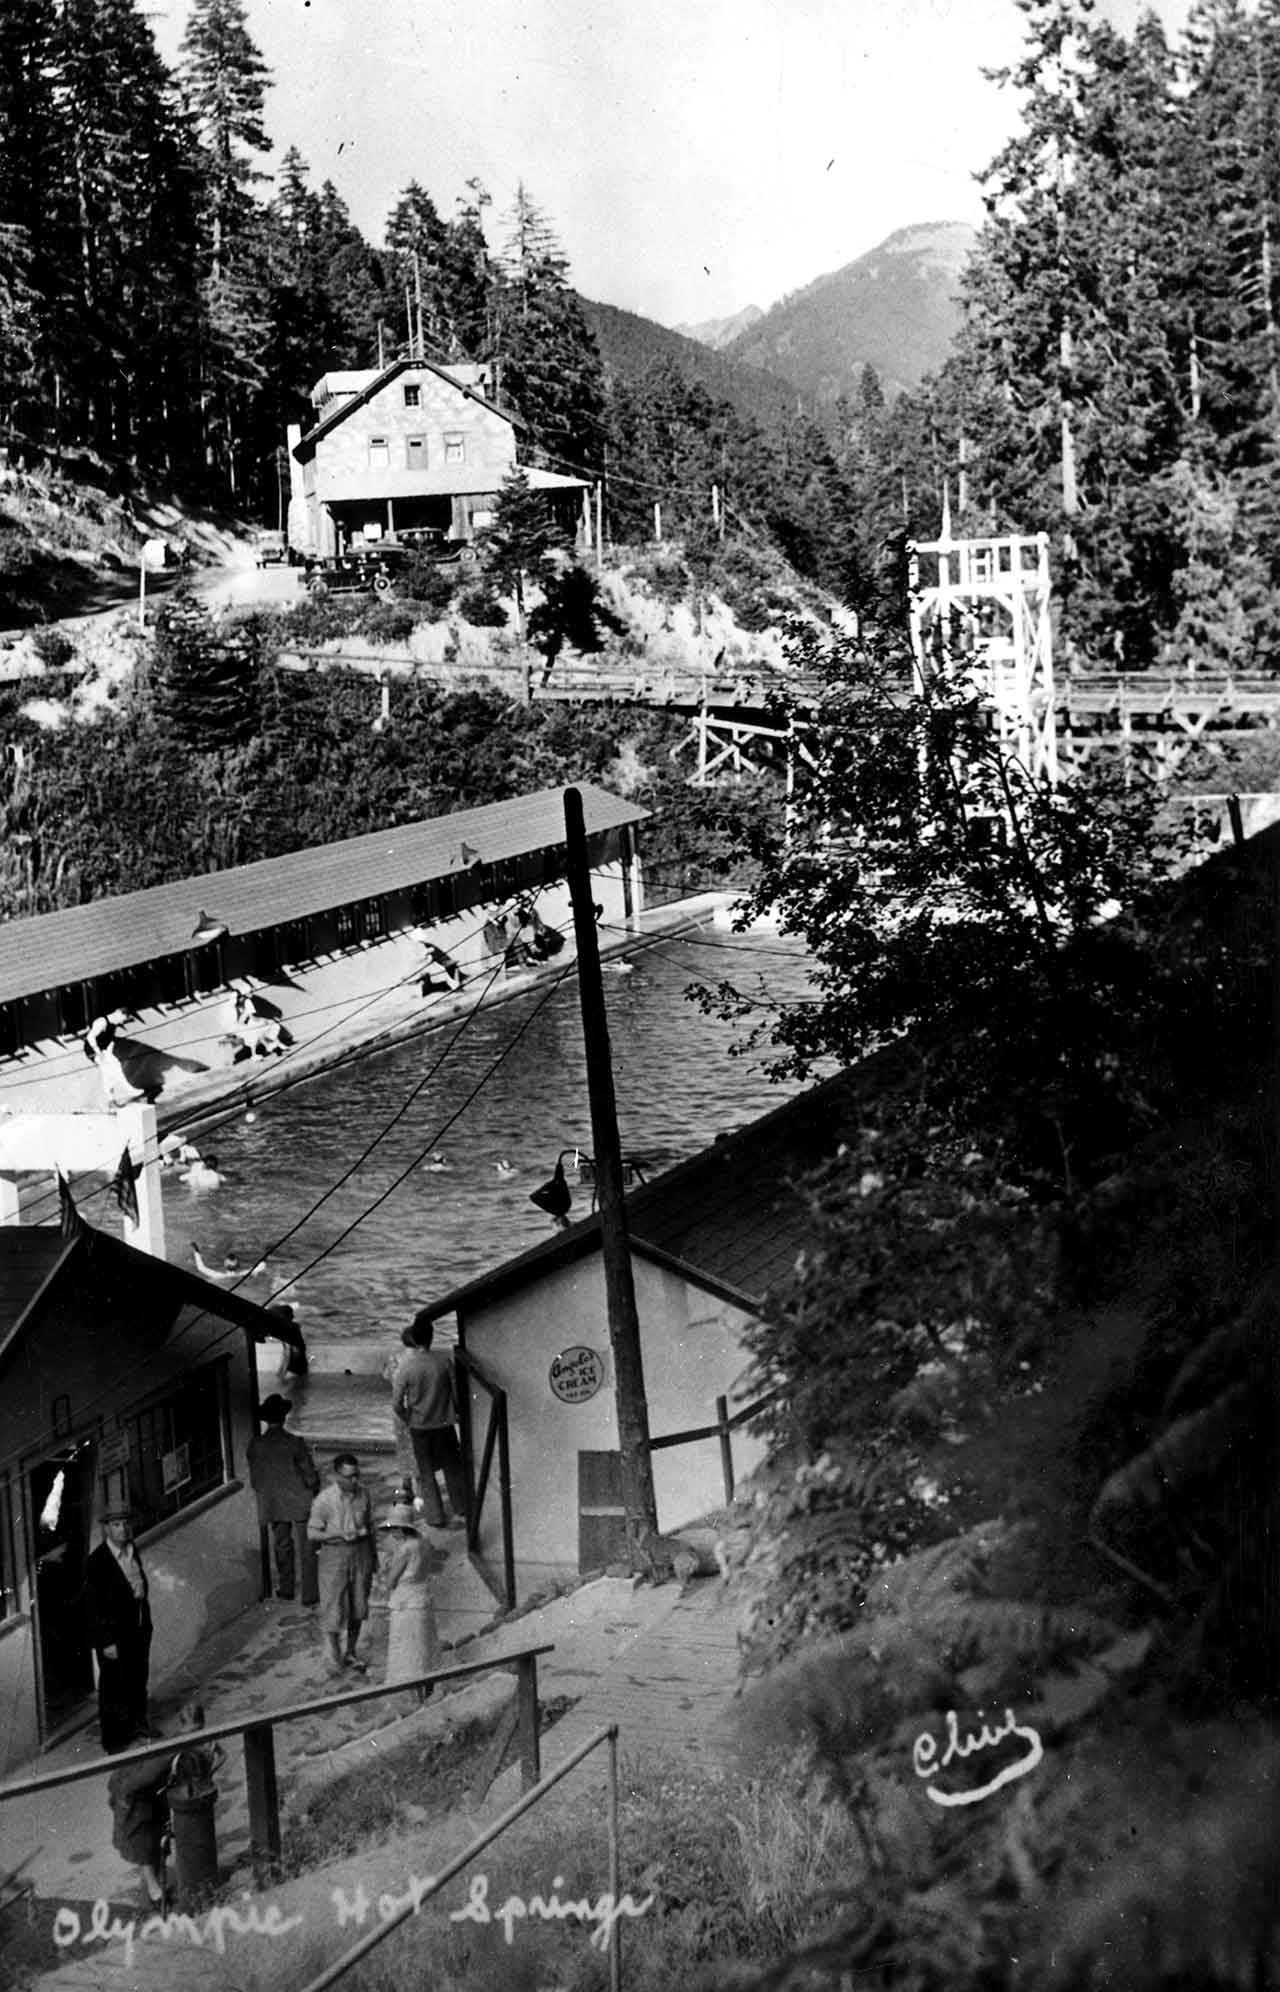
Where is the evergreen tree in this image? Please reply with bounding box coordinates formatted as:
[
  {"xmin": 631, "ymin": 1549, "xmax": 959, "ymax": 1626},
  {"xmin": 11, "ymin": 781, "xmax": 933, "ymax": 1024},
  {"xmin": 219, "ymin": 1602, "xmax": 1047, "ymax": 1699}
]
[
  {"xmin": 45, "ymin": 0, "xmax": 202, "ymax": 460},
  {"xmin": 478, "ymin": 465, "xmax": 568, "ymax": 635},
  {"xmin": 152, "ymin": 587, "xmax": 259, "ymax": 747},
  {"xmin": 178, "ymin": 0, "xmax": 271, "ymax": 280},
  {"xmin": 178, "ymin": 0, "xmax": 274, "ymax": 492},
  {"xmin": 492, "ymin": 184, "xmax": 606, "ymax": 472},
  {"xmin": 0, "ymin": 0, "xmax": 57, "ymax": 424}
]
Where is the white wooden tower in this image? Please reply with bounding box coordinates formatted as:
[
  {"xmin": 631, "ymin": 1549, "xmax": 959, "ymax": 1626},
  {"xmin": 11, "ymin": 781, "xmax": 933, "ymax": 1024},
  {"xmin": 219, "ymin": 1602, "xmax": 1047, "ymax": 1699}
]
[{"xmin": 909, "ymin": 509, "xmax": 1058, "ymax": 785}]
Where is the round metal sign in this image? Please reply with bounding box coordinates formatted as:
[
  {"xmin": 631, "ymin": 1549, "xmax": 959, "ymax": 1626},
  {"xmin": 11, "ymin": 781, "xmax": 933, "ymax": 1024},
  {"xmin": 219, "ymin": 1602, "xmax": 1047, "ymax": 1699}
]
[{"xmin": 549, "ymin": 1345, "xmax": 605, "ymax": 1404}]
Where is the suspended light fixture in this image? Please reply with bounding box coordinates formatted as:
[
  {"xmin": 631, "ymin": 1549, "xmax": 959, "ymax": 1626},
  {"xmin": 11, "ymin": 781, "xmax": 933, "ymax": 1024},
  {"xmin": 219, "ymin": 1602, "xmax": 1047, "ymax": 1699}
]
[
  {"xmin": 191, "ymin": 910, "xmax": 228, "ymax": 945},
  {"xmin": 530, "ymin": 1149, "xmax": 576, "ymax": 1229}
]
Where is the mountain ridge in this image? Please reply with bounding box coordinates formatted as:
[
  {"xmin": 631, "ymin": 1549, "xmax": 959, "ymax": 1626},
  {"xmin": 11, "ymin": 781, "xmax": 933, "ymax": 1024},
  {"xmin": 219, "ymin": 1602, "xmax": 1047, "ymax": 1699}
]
[
  {"xmin": 724, "ymin": 220, "xmax": 976, "ymax": 405},
  {"xmin": 672, "ymin": 304, "xmax": 764, "ymax": 350}
]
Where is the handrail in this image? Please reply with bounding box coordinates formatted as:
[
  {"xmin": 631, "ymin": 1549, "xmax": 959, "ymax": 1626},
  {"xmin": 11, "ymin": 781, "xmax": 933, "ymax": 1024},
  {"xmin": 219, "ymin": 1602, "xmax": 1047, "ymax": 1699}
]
[
  {"xmin": 649, "ymin": 1387, "xmax": 776, "ymax": 1451},
  {"xmin": 454, "ymin": 1348, "xmax": 517, "ymax": 1608},
  {"xmin": 299, "ymin": 1724, "xmax": 628, "ymax": 1992},
  {"xmin": 647, "ymin": 1387, "xmax": 777, "ymax": 1503},
  {"xmin": 0, "ymin": 1641, "xmax": 554, "ymax": 1802},
  {"xmin": 0, "ymin": 1640, "xmax": 554, "ymax": 1886}
]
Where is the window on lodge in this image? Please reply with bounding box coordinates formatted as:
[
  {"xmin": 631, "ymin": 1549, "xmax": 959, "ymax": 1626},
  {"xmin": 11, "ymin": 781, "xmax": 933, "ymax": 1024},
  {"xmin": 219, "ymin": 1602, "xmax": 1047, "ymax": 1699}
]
[
  {"xmin": 368, "ymin": 437, "xmax": 390, "ymax": 470},
  {"xmin": 402, "ymin": 384, "xmax": 421, "ymax": 409},
  {"xmin": 443, "ymin": 432, "xmax": 465, "ymax": 465},
  {"xmin": 406, "ymin": 435, "xmax": 426, "ymax": 468},
  {"xmin": 114, "ymin": 1361, "xmax": 231, "ymax": 1532}
]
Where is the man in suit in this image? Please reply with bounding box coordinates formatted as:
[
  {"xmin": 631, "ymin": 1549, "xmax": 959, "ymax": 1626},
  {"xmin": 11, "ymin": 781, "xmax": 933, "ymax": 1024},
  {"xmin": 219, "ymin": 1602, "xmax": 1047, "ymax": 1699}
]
[
  {"xmin": 84, "ymin": 1502, "xmax": 152, "ymax": 1753},
  {"xmin": 246, "ymin": 1394, "xmax": 320, "ymax": 1605}
]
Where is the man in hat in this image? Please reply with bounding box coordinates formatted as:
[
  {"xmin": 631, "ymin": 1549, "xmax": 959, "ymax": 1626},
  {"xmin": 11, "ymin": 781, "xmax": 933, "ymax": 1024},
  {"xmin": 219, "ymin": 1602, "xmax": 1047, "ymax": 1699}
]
[
  {"xmin": 246, "ymin": 1395, "xmax": 320, "ymax": 1606},
  {"xmin": 307, "ymin": 1454, "xmax": 378, "ymax": 1676},
  {"xmin": 84, "ymin": 1503, "xmax": 153, "ymax": 1752}
]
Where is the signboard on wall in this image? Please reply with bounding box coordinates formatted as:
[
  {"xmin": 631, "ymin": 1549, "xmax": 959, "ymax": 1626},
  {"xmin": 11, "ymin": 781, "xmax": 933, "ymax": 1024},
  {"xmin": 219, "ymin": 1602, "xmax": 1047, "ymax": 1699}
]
[
  {"xmin": 549, "ymin": 1346, "xmax": 606, "ymax": 1404},
  {"xmin": 161, "ymin": 1442, "xmax": 191, "ymax": 1494}
]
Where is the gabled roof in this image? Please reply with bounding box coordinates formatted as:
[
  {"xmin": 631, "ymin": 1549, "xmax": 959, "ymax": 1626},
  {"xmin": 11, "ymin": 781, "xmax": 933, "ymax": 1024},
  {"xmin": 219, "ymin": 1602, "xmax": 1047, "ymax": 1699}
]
[
  {"xmin": 0, "ymin": 784, "xmax": 647, "ymax": 1005},
  {"xmin": 419, "ymin": 1064, "xmax": 893, "ymax": 1328},
  {"xmin": 0, "ymin": 1222, "xmax": 300, "ymax": 1374},
  {"xmin": 293, "ymin": 357, "xmax": 520, "ymax": 461}
]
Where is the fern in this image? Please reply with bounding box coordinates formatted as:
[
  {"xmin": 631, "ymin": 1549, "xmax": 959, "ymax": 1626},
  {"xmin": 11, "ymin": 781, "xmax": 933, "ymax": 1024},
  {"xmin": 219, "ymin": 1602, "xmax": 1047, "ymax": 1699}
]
[{"xmin": 1034, "ymin": 1738, "xmax": 1280, "ymax": 1990}]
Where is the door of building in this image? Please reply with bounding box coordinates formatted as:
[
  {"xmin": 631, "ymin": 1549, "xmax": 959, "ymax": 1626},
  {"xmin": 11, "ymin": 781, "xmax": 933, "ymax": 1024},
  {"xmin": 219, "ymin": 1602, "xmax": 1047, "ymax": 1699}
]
[
  {"xmin": 28, "ymin": 1442, "xmax": 95, "ymax": 1734},
  {"xmin": 577, "ymin": 1450, "xmax": 629, "ymax": 1573}
]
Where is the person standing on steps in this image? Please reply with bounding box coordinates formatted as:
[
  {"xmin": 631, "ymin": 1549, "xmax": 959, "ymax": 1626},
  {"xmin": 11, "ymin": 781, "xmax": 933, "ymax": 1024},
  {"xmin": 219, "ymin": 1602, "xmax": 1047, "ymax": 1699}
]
[
  {"xmin": 392, "ymin": 1313, "xmax": 469, "ymax": 1530},
  {"xmin": 246, "ymin": 1394, "xmax": 320, "ymax": 1607},
  {"xmin": 377, "ymin": 1499, "xmax": 440, "ymax": 1702},
  {"xmin": 306, "ymin": 1454, "xmax": 377, "ymax": 1676},
  {"xmin": 84, "ymin": 1502, "xmax": 153, "ymax": 1753}
]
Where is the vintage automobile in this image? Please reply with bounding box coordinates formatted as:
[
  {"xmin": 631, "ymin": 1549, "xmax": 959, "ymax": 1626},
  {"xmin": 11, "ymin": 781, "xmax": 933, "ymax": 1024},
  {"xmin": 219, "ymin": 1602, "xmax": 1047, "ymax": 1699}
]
[
  {"xmin": 304, "ymin": 534, "xmax": 479, "ymax": 595},
  {"xmin": 253, "ymin": 529, "xmax": 290, "ymax": 567}
]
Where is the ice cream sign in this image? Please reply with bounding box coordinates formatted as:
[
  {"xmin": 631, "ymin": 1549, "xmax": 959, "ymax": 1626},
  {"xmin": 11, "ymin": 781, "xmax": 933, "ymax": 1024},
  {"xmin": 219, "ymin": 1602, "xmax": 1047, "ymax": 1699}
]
[{"xmin": 549, "ymin": 1346, "xmax": 606, "ymax": 1404}]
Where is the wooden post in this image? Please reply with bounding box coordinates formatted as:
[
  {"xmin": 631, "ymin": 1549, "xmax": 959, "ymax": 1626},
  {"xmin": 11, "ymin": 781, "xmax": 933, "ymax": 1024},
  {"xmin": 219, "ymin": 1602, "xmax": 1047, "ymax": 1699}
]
[
  {"xmin": 653, "ymin": 501, "xmax": 662, "ymax": 543},
  {"xmin": 514, "ymin": 1653, "xmax": 541, "ymax": 1789},
  {"xmin": 243, "ymin": 1723, "xmax": 281, "ymax": 1882},
  {"xmin": 607, "ymin": 1728, "xmax": 622, "ymax": 1992},
  {"xmin": 563, "ymin": 789, "xmax": 660, "ymax": 1571},
  {"xmin": 1228, "ymin": 794, "xmax": 1246, "ymax": 848},
  {"xmin": 138, "ymin": 560, "xmax": 146, "ymax": 629},
  {"xmin": 457, "ymin": 1354, "xmax": 476, "ymax": 1548},
  {"xmin": 497, "ymin": 1393, "xmax": 517, "ymax": 1609},
  {"xmin": 596, "ymin": 481, "xmax": 603, "ymax": 570},
  {"xmin": 716, "ymin": 1393, "xmax": 735, "ymax": 1503}
]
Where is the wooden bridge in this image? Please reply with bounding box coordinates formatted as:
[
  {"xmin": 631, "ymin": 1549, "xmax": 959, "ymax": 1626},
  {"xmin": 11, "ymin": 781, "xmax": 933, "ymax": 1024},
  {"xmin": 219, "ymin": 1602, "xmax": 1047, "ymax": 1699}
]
[{"xmin": 281, "ymin": 639, "xmax": 1280, "ymax": 789}]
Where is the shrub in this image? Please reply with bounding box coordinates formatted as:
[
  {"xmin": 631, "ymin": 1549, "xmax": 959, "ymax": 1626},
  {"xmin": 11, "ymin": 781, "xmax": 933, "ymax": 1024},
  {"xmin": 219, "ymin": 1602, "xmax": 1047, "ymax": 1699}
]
[
  {"xmin": 457, "ymin": 581, "xmax": 508, "ymax": 627},
  {"xmin": 402, "ymin": 559, "xmax": 459, "ymax": 612},
  {"xmin": 356, "ymin": 600, "xmax": 419, "ymax": 645},
  {"xmin": 29, "ymin": 626, "xmax": 76, "ymax": 670},
  {"xmin": 277, "ymin": 593, "xmax": 363, "ymax": 646}
]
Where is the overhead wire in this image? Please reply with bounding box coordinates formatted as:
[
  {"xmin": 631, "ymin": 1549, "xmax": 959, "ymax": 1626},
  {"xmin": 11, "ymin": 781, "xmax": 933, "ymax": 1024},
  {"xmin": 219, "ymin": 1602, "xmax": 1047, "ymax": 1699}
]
[
  {"xmin": 10, "ymin": 891, "xmax": 549, "ymax": 1230},
  {"xmin": 0, "ymin": 902, "xmax": 583, "ymax": 1482}
]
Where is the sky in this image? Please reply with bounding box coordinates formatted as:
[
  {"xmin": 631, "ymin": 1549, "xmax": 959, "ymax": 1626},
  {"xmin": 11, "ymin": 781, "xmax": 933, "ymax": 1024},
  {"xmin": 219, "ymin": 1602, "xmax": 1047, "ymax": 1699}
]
[{"xmin": 153, "ymin": 0, "xmax": 1193, "ymax": 332}]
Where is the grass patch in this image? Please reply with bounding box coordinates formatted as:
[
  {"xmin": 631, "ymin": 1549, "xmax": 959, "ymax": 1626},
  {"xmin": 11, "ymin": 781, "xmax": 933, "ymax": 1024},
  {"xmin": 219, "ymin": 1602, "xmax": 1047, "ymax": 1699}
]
[{"xmin": 220, "ymin": 1759, "xmax": 862, "ymax": 1992}]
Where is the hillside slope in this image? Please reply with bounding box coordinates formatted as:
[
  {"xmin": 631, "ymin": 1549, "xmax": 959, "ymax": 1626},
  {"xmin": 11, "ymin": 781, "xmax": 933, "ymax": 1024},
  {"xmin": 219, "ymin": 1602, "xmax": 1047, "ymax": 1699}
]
[
  {"xmin": 578, "ymin": 296, "xmax": 808, "ymax": 431},
  {"xmin": 725, "ymin": 220, "xmax": 976, "ymax": 405}
]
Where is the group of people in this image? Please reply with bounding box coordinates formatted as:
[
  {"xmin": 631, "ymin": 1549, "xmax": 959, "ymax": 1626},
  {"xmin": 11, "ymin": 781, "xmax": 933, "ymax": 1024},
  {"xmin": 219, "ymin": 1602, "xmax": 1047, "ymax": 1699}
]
[
  {"xmin": 87, "ymin": 1318, "xmax": 467, "ymax": 1903},
  {"xmin": 246, "ymin": 1310, "xmax": 466, "ymax": 1679}
]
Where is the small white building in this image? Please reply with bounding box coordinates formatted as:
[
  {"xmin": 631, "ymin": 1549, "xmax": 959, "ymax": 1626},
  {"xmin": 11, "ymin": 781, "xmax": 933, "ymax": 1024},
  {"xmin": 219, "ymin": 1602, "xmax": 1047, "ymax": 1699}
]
[{"xmin": 419, "ymin": 1073, "xmax": 860, "ymax": 1599}]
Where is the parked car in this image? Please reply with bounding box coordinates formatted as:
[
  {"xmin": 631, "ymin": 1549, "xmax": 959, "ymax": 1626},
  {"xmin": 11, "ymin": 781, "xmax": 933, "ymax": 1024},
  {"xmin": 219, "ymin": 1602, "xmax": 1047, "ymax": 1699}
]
[
  {"xmin": 304, "ymin": 548, "xmax": 401, "ymax": 597},
  {"xmin": 254, "ymin": 530, "xmax": 289, "ymax": 567},
  {"xmin": 379, "ymin": 531, "xmax": 480, "ymax": 567}
]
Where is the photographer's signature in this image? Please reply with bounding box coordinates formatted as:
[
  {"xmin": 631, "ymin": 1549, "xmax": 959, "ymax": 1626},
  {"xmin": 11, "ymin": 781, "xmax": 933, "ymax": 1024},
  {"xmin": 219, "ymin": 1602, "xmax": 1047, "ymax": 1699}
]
[{"xmin": 912, "ymin": 1706, "xmax": 1043, "ymax": 1807}]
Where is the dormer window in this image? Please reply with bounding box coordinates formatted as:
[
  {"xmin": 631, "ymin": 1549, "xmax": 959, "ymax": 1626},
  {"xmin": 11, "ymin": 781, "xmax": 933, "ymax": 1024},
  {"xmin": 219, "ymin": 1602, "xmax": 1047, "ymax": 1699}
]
[{"xmin": 403, "ymin": 383, "xmax": 421, "ymax": 408}]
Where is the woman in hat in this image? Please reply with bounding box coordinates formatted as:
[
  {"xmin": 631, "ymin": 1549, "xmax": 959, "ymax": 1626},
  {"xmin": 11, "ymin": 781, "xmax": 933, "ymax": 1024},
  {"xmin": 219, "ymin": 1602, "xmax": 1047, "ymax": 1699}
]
[{"xmin": 377, "ymin": 1499, "xmax": 439, "ymax": 1702}]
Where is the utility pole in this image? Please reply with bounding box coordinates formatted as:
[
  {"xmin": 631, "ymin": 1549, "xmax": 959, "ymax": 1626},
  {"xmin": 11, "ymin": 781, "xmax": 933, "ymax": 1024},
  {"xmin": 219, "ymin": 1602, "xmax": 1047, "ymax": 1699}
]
[{"xmin": 562, "ymin": 788, "xmax": 661, "ymax": 1573}]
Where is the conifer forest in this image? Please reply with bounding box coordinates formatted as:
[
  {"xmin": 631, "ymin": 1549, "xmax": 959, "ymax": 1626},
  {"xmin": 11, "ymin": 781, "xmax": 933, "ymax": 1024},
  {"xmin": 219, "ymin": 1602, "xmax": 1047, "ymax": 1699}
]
[{"xmin": 2, "ymin": 0, "xmax": 1280, "ymax": 667}]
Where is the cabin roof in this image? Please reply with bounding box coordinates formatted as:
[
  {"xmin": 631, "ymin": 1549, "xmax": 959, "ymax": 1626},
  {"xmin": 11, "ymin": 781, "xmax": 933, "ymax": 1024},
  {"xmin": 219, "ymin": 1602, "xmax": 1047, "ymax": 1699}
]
[
  {"xmin": 418, "ymin": 1065, "xmax": 882, "ymax": 1329},
  {"xmin": 0, "ymin": 1222, "xmax": 301, "ymax": 1373},
  {"xmin": 0, "ymin": 785, "xmax": 647, "ymax": 1005},
  {"xmin": 294, "ymin": 357, "xmax": 519, "ymax": 460}
]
